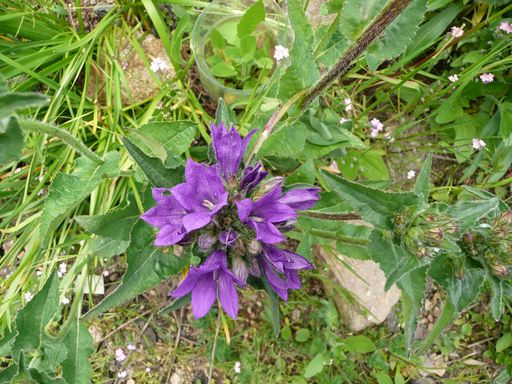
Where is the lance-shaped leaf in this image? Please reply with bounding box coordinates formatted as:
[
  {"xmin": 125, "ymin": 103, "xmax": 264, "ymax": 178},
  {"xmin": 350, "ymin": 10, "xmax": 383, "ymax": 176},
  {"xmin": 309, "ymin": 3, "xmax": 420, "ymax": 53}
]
[
  {"xmin": 0, "ymin": 117, "xmax": 23, "ymax": 164},
  {"xmin": 40, "ymin": 152, "xmax": 120, "ymax": 248},
  {"xmin": 83, "ymin": 220, "xmax": 188, "ymax": 318},
  {"xmin": 413, "ymin": 154, "xmax": 432, "ymax": 205},
  {"xmin": 0, "ymin": 92, "xmax": 49, "ymax": 119},
  {"xmin": 61, "ymin": 320, "xmax": 94, "ymax": 384},
  {"xmin": 321, "ymin": 171, "xmax": 420, "ymax": 230}
]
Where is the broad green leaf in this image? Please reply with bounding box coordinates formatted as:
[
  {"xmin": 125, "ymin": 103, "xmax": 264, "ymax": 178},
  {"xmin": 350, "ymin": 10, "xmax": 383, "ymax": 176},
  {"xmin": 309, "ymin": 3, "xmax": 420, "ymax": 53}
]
[
  {"xmin": 123, "ymin": 137, "xmax": 184, "ymax": 188},
  {"xmin": 341, "ymin": 0, "xmax": 386, "ymax": 41},
  {"xmin": 0, "ymin": 327, "xmax": 17, "ymax": 357},
  {"xmin": 0, "ymin": 92, "xmax": 49, "ymax": 118},
  {"xmin": 0, "ymin": 364, "xmax": 17, "ymax": 382},
  {"xmin": 0, "ymin": 116, "xmax": 23, "ymax": 164},
  {"xmin": 496, "ymin": 333, "xmax": 512, "ymax": 353},
  {"xmin": 366, "ymin": 0, "xmax": 427, "ymax": 70},
  {"xmin": 259, "ymin": 122, "xmax": 307, "ymax": 158},
  {"xmin": 61, "ymin": 320, "xmax": 94, "ymax": 384},
  {"xmin": 428, "ymin": 258, "xmax": 485, "ymax": 312},
  {"xmin": 11, "ymin": 272, "xmax": 63, "ymax": 365},
  {"xmin": 338, "ymin": 149, "xmax": 389, "ymax": 181},
  {"xmin": 413, "ymin": 154, "xmax": 432, "ymax": 204},
  {"xmin": 83, "ymin": 221, "xmax": 187, "ymax": 318},
  {"xmin": 344, "ymin": 335, "xmax": 377, "ymax": 353},
  {"xmin": 127, "ymin": 121, "xmax": 196, "ymax": 163},
  {"xmin": 211, "ymin": 61, "xmax": 238, "ymax": 78},
  {"xmin": 40, "ymin": 152, "xmax": 120, "ymax": 248},
  {"xmin": 278, "ymin": 0, "xmax": 320, "ymax": 99},
  {"xmin": 374, "ymin": 371, "xmax": 393, "ymax": 384},
  {"xmin": 210, "ymin": 28, "xmax": 225, "ymax": 50},
  {"xmin": 286, "ymin": 160, "xmax": 315, "ymax": 185},
  {"xmin": 216, "ymin": 21, "xmax": 239, "ymax": 45},
  {"xmin": 237, "ymin": 0, "xmax": 265, "ymax": 37},
  {"xmin": 295, "ymin": 328, "xmax": 311, "ymax": 342},
  {"xmin": 321, "ymin": 171, "xmax": 419, "ymax": 230},
  {"xmin": 304, "ymin": 352, "xmax": 327, "ymax": 378},
  {"xmin": 449, "ymin": 198, "xmax": 499, "ymax": 231},
  {"xmin": 75, "ymin": 194, "xmax": 142, "ymax": 258}
]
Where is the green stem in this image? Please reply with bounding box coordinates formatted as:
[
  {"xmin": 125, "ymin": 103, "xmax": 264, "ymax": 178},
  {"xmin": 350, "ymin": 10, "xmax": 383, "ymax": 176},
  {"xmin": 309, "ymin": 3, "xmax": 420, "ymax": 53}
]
[
  {"xmin": 300, "ymin": 211, "xmax": 362, "ymax": 221},
  {"xmin": 18, "ymin": 119, "xmax": 104, "ymax": 164},
  {"xmin": 308, "ymin": 229, "xmax": 370, "ymax": 245},
  {"xmin": 208, "ymin": 308, "xmax": 222, "ymax": 383}
]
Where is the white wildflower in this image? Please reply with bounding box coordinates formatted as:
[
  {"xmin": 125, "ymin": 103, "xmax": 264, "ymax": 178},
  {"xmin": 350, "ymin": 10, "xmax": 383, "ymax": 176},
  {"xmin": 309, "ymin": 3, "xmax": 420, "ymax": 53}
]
[
  {"xmin": 499, "ymin": 21, "xmax": 512, "ymax": 34},
  {"xmin": 407, "ymin": 170, "xmax": 416, "ymax": 180},
  {"xmin": 117, "ymin": 370, "xmax": 127, "ymax": 378},
  {"xmin": 145, "ymin": 367, "xmax": 151, "ymax": 373},
  {"xmin": 61, "ymin": 297, "xmax": 70, "ymax": 305},
  {"xmin": 115, "ymin": 348, "xmax": 127, "ymax": 362},
  {"xmin": 448, "ymin": 74, "xmax": 459, "ymax": 83},
  {"xmin": 103, "ymin": 270, "xmax": 110, "ymax": 277},
  {"xmin": 450, "ymin": 26, "xmax": 464, "ymax": 38},
  {"xmin": 344, "ymin": 98, "xmax": 352, "ymax": 112},
  {"xmin": 472, "ymin": 138, "xmax": 486, "ymax": 150},
  {"xmin": 273, "ymin": 45, "xmax": 289, "ymax": 62},
  {"xmin": 480, "ymin": 73, "xmax": 494, "ymax": 84},
  {"xmin": 24, "ymin": 292, "xmax": 33, "ymax": 302},
  {"xmin": 150, "ymin": 57, "xmax": 169, "ymax": 73},
  {"xmin": 57, "ymin": 262, "xmax": 67, "ymax": 278},
  {"xmin": 339, "ymin": 117, "xmax": 348, "ymax": 124},
  {"xmin": 234, "ymin": 361, "xmax": 241, "ymax": 374},
  {"xmin": 127, "ymin": 344, "xmax": 136, "ymax": 351}
]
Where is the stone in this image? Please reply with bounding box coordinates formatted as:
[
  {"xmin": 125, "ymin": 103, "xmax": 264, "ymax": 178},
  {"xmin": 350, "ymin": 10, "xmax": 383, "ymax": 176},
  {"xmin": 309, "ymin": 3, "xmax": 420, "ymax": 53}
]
[{"xmin": 315, "ymin": 245, "xmax": 401, "ymax": 331}]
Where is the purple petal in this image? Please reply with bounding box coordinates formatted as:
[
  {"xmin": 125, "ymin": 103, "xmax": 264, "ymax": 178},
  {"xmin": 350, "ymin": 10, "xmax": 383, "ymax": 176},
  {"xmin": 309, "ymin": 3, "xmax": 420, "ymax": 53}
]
[
  {"xmin": 279, "ymin": 188, "xmax": 320, "ymax": 210},
  {"xmin": 170, "ymin": 270, "xmax": 201, "ymax": 298},
  {"xmin": 154, "ymin": 225, "xmax": 186, "ymax": 246},
  {"xmin": 241, "ymin": 162, "xmax": 268, "ymax": 192},
  {"xmin": 200, "ymin": 250, "xmax": 226, "ymax": 271},
  {"xmin": 151, "ymin": 188, "xmax": 173, "ymax": 203},
  {"xmin": 252, "ymin": 183, "xmax": 283, "ymax": 212},
  {"xmin": 182, "ymin": 211, "xmax": 212, "ymax": 232},
  {"xmin": 286, "ymin": 270, "xmax": 301, "ymax": 290},
  {"xmin": 170, "ymin": 183, "xmax": 194, "ymax": 211},
  {"xmin": 236, "ymin": 199, "xmax": 253, "ymax": 223},
  {"xmin": 252, "ymin": 221, "xmax": 285, "ymax": 244},
  {"xmin": 262, "ymin": 244, "xmax": 314, "ymax": 271},
  {"xmin": 217, "ymin": 272, "xmax": 239, "ymax": 319},
  {"xmin": 261, "ymin": 259, "xmax": 288, "ymax": 301},
  {"xmin": 191, "ymin": 274, "xmax": 216, "ymax": 319},
  {"xmin": 253, "ymin": 202, "xmax": 296, "ymax": 223}
]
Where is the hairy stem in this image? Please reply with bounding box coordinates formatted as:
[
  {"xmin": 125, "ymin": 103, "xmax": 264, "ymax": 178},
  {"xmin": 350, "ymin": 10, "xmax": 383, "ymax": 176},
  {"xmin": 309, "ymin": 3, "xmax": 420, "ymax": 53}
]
[
  {"xmin": 300, "ymin": 211, "xmax": 363, "ymax": 221},
  {"xmin": 18, "ymin": 119, "xmax": 104, "ymax": 164},
  {"xmin": 299, "ymin": 0, "xmax": 413, "ymax": 110}
]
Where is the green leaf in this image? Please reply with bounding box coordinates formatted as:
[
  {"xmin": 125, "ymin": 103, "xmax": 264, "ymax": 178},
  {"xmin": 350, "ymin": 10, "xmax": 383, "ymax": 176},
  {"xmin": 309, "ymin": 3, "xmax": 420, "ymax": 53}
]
[
  {"xmin": 261, "ymin": 269, "xmax": 280, "ymax": 337},
  {"xmin": 278, "ymin": 0, "xmax": 320, "ymax": 99},
  {"xmin": 259, "ymin": 122, "xmax": 307, "ymax": 158},
  {"xmin": 0, "ymin": 364, "xmax": 17, "ymax": 383},
  {"xmin": 341, "ymin": 0, "xmax": 386, "ymax": 41},
  {"xmin": 123, "ymin": 137, "xmax": 184, "ymax": 188},
  {"xmin": 286, "ymin": 160, "xmax": 316, "ymax": 185},
  {"xmin": 344, "ymin": 335, "xmax": 377, "ymax": 353},
  {"xmin": 304, "ymin": 352, "xmax": 327, "ymax": 378},
  {"xmin": 0, "ymin": 92, "xmax": 49, "ymax": 118},
  {"xmin": 496, "ymin": 333, "xmax": 512, "ymax": 353},
  {"xmin": 413, "ymin": 154, "xmax": 432, "ymax": 204},
  {"xmin": 83, "ymin": 221, "xmax": 187, "ymax": 318},
  {"xmin": 295, "ymin": 328, "xmax": 311, "ymax": 342},
  {"xmin": 61, "ymin": 320, "xmax": 94, "ymax": 384},
  {"xmin": 215, "ymin": 98, "xmax": 232, "ymax": 126},
  {"xmin": 0, "ymin": 116, "xmax": 23, "ymax": 164},
  {"xmin": 237, "ymin": 0, "xmax": 265, "ymax": 37},
  {"xmin": 211, "ymin": 61, "xmax": 238, "ymax": 78},
  {"xmin": 159, "ymin": 295, "xmax": 191, "ymax": 314},
  {"xmin": 489, "ymin": 278, "xmax": 505, "ymax": 322},
  {"xmin": 449, "ymin": 198, "xmax": 500, "ymax": 232},
  {"xmin": 40, "ymin": 152, "xmax": 120, "ymax": 248},
  {"xmin": 210, "ymin": 28, "xmax": 225, "ymax": 50},
  {"xmin": 11, "ymin": 272, "xmax": 61, "ymax": 364},
  {"xmin": 365, "ymin": 0, "xmax": 427, "ymax": 70},
  {"xmin": 321, "ymin": 171, "xmax": 419, "ymax": 230},
  {"xmin": 75, "ymin": 194, "xmax": 142, "ymax": 258},
  {"xmin": 216, "ymin": 21, "xmax": 239, "ymax": 45},
  {"xmin": 0, "ymin": 327, "xmax": 17, "ymax": 357},
  {"xmin": 499, "ymin": 101, "xmax": 512, "ymax": 146},
  {"xmin": 374, "ymin": 371, "xmax": 393, "ymax": 384}
]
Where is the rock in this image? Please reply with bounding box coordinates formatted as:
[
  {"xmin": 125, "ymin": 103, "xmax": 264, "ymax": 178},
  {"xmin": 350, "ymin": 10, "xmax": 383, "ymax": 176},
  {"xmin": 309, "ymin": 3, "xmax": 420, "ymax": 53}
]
[
  {"xmin": 170, "ymin": 368, "xmax": 184, "ymax": 384},
  {"xmin": 315, "ymin": 245, "xmax": 401, "ymax": 331}
]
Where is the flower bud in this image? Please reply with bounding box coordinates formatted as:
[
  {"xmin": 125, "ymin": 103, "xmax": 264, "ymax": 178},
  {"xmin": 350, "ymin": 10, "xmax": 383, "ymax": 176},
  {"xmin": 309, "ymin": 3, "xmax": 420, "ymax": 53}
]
[
  {"xmin": 247, "ymin": 239, "xmax": 261, "ymax": 255},
  {"xmin": 219, "ymin": 230, "xmax": 238, "ymax": 247},
  {"xmin": 197, "ymin": 233, "xmax": 216, "ymax": 251},
  {"xmin": 253, "ymin": 177, "xmax": 285, "ymax": 200},
  {"xmin": 232, "ymin": 256, "xmax": 248, "ymax": 285},
  {"xmin": 491, "ymin": 263, "xmax": 508, "ymax": 278}
]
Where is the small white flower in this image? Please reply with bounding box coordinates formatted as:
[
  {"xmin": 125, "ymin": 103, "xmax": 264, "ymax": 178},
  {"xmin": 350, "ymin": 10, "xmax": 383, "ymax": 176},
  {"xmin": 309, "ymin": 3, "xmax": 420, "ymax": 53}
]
[
  {"xmin": 57, "ymin": 262, "xmax": 67, "ymax": 278},
  {"xmin": 370, "ymin": 128, "xmax": 380, "ymax": 138},
  {"xmin": 24, "ymin": 292, "xmax": 33, "ymax": 302},
  {"xmin": 234, "ymin": 361, "xmax": 241, "ymax": 374},
  {"xmin": 450, "ymin": 26, "xmax": 464, "ymax": 38},
  {"xmin": 150, "ymin": 57, "xmax": 169, "ymax": 73},
  {"xmin": 407, "ymin": 170, "xmax": 416, "ymax": 180},
  {"xmin": 339, "ymin": 117, "xmax": 348, "ymax": 124},
  {"xmin": 14, "ymin": 168, "xmax": 21, "ymax": 174},
  {"xmin": 115, "ymin": 348, "xmax": 127, "ymax": 362},
  {"xmin": 344, "ymin": 98, "xmax": 352, "ymax": 112},
  {"xmin": 103, "ymin": 270, "xmax": 110, "ymax": 277},
  {"xmin": 145, "ymin": 367, "xmax": 151, "ymax": 373},
  {"xmin": 127, "ymin": 344, "xmax": 136, "ymax": 351},
  {"xmin": 480, "ymin": 73, "xmax": 494, "ymax": 84},
  {"xmin": 472, "ymin": 138, "xmax": 486, "ymax": 150},
  {"xmin": 36, "ymin": 270, "xmax": 43, "ymax": 277},
  {"xmin": 117, "ymin": 370, "xmax": 127, "ymax": 378},
  {"xmin": 61, "ymin": 297, "xmax": 70, "ymax": 305},
  {"xmin": 273, "ymin": 45, "xmax": 289, "ymax": 62},
  {"xmin": 448, "ymin": 74, "xmax": 459, "ymax": 83},
  {"xmin": 370, "ymin": 118, "xmax": 384, "ymax": 131},
  {"xmin": 499, "ymin": 21, "xmax": 512, "ymax": 34}
]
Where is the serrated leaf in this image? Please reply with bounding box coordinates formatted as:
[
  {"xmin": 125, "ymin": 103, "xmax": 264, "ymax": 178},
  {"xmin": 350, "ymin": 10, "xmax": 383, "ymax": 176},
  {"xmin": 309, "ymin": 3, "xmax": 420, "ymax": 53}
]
[
  {"xmin": 11, "ymin": 272, "xmax": 61, "ymax": 363},
  {"xmin": 449, "ymin": 198, "xmax": 500, "ymax": 231},
  {"xmin": 413, "ymin": 154, "xmax": 432, "ymax": 204},
  {"xmin": 237, "ymin": 0, "xmax": 265, "ymax": 37},
  {"xmin": 83, "ymin": 221, "xmax": 187, "ymax": 318},
  {"xmin": 123, "ymin": 137, "xmax": 184, "ymax": 188},
  {"xmin": 321, "ymin": 171, "xmax": 419, "ymax": 230},
  {"xmin": 278, "ymin": 0, "xmax": 320, "ymax": 99},
  {"xmin": 366, "ymin": 0, "xmax": 427, "ymax": 70},
  {"xmin": 489, "ymin": 278, "xmax": 505, "ymax": 322},
  {"xmin": 61, "ymin": 320, "xmax": 94, "ymax": 384},
  {"xmin": 341, "ymin": 0, "xmax": 386, "ymax": 41},
  {"xmin": 258, "ymin": 122, "xmax": 307, "ymax": 158},
  {"xmin": 0, "ymin": 117, "xmax": 23, "ymax": 164},
  {"xmin": 0, "ymin": 92, "xmax": 49, "ymax": 118},
  {"xmin": 40, "ymin": 152, "xmax": 120, "ymax": 248}
]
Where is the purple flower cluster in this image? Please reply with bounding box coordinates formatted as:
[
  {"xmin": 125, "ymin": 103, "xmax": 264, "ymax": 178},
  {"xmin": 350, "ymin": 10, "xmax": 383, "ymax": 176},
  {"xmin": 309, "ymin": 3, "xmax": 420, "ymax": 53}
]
[{"xmin": 142, "ymin": 123, "xmax": 319, "ymax": 319}]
